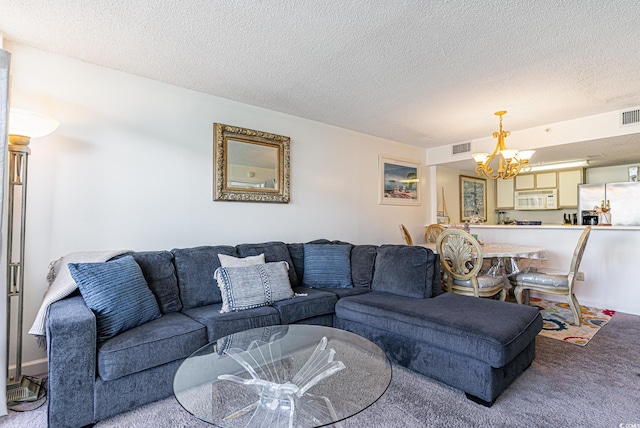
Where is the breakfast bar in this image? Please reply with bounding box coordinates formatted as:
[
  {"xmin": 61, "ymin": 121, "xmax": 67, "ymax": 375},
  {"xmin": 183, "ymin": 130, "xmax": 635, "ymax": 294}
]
[{"xmin": 468, "ymin": 225, "xmax": 640, "ymax": 316}]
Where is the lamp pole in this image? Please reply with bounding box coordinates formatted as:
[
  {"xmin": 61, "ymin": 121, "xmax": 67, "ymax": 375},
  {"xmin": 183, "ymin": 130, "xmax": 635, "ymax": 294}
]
[
  {"xmin": 6, "ymin": 135, "xmax": 29, "ymax": 391},
  {"xmin": 5, "ymin": 109, "xmax": 58, "ymax": 405}
]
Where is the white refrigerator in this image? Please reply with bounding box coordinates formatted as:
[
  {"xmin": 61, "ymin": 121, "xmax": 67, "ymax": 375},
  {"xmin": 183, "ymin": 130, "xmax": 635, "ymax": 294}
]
[{"xmin": 578, "ymin": 182, "xmax": 640, "ymax": 226}]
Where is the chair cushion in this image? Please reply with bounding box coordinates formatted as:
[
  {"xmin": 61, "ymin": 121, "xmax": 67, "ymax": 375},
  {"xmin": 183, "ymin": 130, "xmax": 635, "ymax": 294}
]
[
  {"xmin": 335, "ymin": 291, "xmax": 542, "ymax": 367},
  {"xmin": 371, "ymin": 245, "xmax": 438, "ymax": 298},
  {"xmin": 454, "ymin": 274, "xmax": 504, "ymax": 289},
  {"xmin": 97, "ymin": 312, "xmax": 207, "ymax": 381},
  {"xmin": 182, "ymin": 303, "xmax": 281, "ymax": 342},
  {"xmin": 302, "ymin": 243, "xmax": 353, "ymax": 288},
  {"xmin": 271, "ymin": 286, "xmax": 338, "ymax": 324},
  {"xmin": 515, "ymin": 271, "xmax": 569, "ymax": 287},
  {"xmin": 68, "ymin": 255, "xmax": 161, "ymax": 342},
  {"xmin": 172, "ymin": 245, "xmax": 238, "ymax": 308},
  {"xmin": 215, "ymin": 261, "xmax": 295, "ymax": 313}
]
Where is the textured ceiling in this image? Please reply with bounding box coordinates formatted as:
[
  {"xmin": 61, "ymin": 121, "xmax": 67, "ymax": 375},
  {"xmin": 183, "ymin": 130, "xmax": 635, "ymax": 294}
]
[{"xmin": 1, "ymin": 0, "xmax": 640, "ymax": 167}]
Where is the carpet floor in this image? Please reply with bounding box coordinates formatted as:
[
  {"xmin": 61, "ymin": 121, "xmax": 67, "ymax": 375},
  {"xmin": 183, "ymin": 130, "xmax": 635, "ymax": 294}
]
[{"xmin": 3, "ymin": 311, "xmax": 639, "ymax": 427}]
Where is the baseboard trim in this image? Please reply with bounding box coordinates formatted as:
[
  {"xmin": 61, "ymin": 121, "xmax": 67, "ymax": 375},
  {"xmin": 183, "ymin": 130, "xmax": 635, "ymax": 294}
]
[{"xmin": 7, "ymin": 358, "xmax": 48, "ymax": 378}]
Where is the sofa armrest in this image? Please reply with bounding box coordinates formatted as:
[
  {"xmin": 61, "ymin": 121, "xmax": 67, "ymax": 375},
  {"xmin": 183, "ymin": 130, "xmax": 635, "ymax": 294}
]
[{"xmin": 46, "ymin": 295, "xmax": 97, "ymax": 427}]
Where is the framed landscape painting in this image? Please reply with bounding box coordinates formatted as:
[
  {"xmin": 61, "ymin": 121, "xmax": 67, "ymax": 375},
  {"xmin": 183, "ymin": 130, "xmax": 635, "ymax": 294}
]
[
  {"xmin": 379, "ymin": 155, "xmax": 421, "ymax": 205},
  {"xmin": 460, "ymin": 175, "xmax": 487, "ymax": 221}
]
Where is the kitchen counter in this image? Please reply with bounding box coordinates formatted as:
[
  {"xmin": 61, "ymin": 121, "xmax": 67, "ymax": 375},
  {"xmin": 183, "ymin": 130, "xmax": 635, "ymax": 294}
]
[{"xmin": 471, "ymin": 224, "xmax": 640, "ymax": 230}]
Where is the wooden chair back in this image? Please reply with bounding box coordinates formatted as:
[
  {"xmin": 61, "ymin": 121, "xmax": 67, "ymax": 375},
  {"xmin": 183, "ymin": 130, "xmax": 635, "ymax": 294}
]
[
  {"xmin": 399, "ymin": 224, "xmax": 414, "ymax": 246},
  {"xmin": 424, "ymin": 224, "xmax": 446, "ymax": 243}
]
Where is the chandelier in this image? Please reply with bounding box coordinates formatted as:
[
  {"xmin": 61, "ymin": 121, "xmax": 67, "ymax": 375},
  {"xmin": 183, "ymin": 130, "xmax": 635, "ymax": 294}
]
[{"xmin": 471, "ymin": 111, "xmax": 535, "ymax": 180}]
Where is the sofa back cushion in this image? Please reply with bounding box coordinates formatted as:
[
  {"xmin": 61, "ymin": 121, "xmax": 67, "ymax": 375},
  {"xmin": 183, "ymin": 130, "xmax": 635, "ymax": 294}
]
[
  {"xmin": 236, "ymin": 242, "xmax": 299, "ymax": 286},
  {"xmin": 351, "ymin": 245, "xmax": 378, "ymax": 288},
  {"xmin": 172, "ymin": 245, "xmax": 237, "ymax": 309},
  {"xmin": 371, "ymin": 245, "xmax": 439, "ymax": 298},
  {"xmin": 289, "ymin": 240, "xmax": 378, "ymax": 289},
  {"xmin": 302, "ymin": 243, "xmax": 353, "ymax": 288},
  {"xmin": 130, "ymin": 251, "xmax": 182, "ymax": 313}
]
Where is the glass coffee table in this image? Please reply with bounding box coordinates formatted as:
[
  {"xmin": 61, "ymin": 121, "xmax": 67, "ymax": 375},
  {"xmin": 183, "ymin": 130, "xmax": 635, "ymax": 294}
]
[{"xmin": 173, "ymin": 324, "xmax": 391, "ymax": 428}]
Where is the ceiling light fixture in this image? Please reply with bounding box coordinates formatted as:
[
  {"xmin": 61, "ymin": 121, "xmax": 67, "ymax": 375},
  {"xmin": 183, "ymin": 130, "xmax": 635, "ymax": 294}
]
[
  {"xmin": 471, "ymin": 111, "xmax": 535, "ymax": 180},
  {"xmin": 528, "ymin": 160, "xmax": 589, "ymax": 172}
]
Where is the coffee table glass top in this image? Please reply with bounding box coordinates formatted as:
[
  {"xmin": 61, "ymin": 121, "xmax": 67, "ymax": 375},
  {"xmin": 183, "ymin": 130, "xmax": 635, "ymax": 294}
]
[{"xmin": 173, "ymin": 324, "xmax": 391, "ymax": 428}]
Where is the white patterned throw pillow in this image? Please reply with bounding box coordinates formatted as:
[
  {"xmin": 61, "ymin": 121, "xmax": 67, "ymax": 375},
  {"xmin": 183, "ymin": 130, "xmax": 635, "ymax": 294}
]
[{"xmin": 214, "ymin": 261, "xmax": 294, "ymax": 313}]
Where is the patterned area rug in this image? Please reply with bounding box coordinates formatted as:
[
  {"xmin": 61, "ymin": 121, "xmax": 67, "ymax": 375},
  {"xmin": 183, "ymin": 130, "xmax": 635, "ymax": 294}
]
[{"xmin": 530, "ymin": 297, "xmax": 615, "ymax": 346}]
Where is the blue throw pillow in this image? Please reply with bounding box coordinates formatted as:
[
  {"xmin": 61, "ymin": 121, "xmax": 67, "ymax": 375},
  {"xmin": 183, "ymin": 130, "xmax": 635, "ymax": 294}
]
[
  {"xmin": 68, "ymin": 255, "xmax": 161, "ymax": 342},
  {"xmin": 303, "ymin": 243, "xmax": 353, "ymax": 288}
]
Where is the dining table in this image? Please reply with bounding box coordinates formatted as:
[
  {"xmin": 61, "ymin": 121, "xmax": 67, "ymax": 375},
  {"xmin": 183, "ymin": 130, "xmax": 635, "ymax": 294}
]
[{"xmin": 421, "ymin": 242, "xmax": 548, "ymax": 283}]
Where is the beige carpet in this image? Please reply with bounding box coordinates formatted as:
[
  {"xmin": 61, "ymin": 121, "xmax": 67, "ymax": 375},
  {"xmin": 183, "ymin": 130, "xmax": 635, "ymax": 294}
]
[{"xmin": 3, "ymin": 311, "xmax": 639, "ymax": 427}]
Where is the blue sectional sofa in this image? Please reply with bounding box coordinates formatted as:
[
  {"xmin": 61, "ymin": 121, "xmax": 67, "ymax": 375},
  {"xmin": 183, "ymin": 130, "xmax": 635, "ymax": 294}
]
[{"xmin": 45, "ymin": 240, "xmax": 542, "ymax": 427}]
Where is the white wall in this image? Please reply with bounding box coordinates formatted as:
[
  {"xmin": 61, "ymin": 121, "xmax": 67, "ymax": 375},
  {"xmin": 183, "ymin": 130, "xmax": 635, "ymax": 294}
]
[
  {"xmin": 6, "ymin": 42, "xmax": 432, "ymax": 372},
  {"xmin": 586, "ymin": 163, "xmax": 639, "ymax": 184}
]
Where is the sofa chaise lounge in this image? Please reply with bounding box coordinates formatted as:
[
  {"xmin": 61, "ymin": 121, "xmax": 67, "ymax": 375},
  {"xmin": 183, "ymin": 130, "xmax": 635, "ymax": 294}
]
[{"xmin": 45, "ymin": 240, "xmax": 542, "ymax": 427}]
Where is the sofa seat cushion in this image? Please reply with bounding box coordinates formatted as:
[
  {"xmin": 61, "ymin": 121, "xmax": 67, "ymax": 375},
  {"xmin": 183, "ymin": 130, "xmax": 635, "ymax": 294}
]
[
  {"xmin": 182, "ymin": 303, "xmax": 281, "ymax": 342},
  {"xmin": 335, "ymin": 292, "xmax": 542, "ymax": 368},
  {"xmin": 97, "ymin": 312, "xmax": 207, "ymax": 381},
  {"xmin": 271, "ymin": 286, "xmax": 338, "ymax": 324},
  {"xmin": 316, "ymin": 287, "xmax": 372, "ymax": 299}
]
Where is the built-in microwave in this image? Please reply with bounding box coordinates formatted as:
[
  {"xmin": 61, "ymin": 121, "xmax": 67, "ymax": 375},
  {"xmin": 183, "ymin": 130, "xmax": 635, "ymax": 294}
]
[{"xmin": 514, "ymin": 189, "xmax": 558, "ymax": 210}]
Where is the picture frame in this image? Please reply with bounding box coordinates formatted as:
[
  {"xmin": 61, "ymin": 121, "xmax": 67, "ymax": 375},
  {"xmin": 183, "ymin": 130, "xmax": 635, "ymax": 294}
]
[
  {"xmin": 378, "ymin": 155, "xmax": 421, "ymax": 205},
  {"xmin": 213, "ymin": 123, "xmax": 290, "ymax": 203},
  {"xmin": 460, "ymin": 175, "xmax": 487, "ymax": 221}
]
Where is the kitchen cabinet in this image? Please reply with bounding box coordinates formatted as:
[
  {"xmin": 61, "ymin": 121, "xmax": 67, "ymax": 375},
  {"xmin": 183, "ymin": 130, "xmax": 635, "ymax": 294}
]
[
  {"xmin": 535, "ymin": 172, "xmax": 557, "ymax": 189},
  {"xmin": 515, "ymin": 172, "xmax": 557, "ymax": 191},
  {"xmin": 558, "ymin": 168, "xmax": 583, "ymax": 208},
  {"xmin": 514, "ymin": 174, "xmax": 535, "ymax": 190},
  {"xmin": 495, "ymin": 178, "xmax": 515, "ymax": 209}
]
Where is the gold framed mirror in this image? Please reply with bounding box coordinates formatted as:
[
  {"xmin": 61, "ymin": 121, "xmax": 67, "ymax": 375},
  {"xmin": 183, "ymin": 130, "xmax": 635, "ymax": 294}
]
[{"xmin": 213, "ymin": 123, "xmax": 290, "ymax": 203}]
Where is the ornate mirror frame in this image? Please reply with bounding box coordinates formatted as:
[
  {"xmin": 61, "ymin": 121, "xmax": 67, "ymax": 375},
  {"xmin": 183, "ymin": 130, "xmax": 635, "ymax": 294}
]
[{"xmin": 213, "ymin": 123, "xmax": 290, "ymax": 203}]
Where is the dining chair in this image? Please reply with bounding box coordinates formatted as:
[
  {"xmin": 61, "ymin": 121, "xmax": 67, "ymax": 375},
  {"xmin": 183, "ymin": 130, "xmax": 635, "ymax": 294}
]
[
  {"xmin": 512, "ymin": 226, "xmax": 591, "ymax": 325},
  {"xmin": 436, "ymin": 229, "xmax": 506, "ymax": 301},
  {"xmin": 424, "ymin": 223, "xmax": 446, "ymax": 244},
  {"xmin": 399, "ymin": 224, "xmax": 414, "ymax": 246}
]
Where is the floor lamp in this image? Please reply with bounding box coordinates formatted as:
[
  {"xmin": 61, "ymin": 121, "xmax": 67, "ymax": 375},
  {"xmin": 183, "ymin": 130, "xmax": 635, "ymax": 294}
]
[{"xmin": 6, "ymin": 108, "xmax": 58, "ymax": 405}]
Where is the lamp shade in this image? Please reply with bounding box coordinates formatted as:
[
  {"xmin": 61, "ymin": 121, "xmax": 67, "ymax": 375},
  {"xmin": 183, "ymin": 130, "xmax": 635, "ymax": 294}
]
[
  {"xmin": 9, "ymin": 108, "xmax": 59, "ymax": 138},
  {"xmin": 518, "ymin": 150, "xmax": 536, "ymax": 161},
  {"xmin": 499, "ymin": 149, "xmax": 518, "ymax": 160}
]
